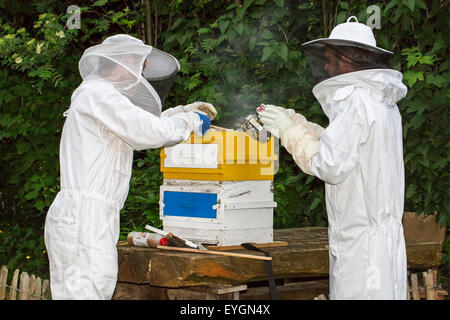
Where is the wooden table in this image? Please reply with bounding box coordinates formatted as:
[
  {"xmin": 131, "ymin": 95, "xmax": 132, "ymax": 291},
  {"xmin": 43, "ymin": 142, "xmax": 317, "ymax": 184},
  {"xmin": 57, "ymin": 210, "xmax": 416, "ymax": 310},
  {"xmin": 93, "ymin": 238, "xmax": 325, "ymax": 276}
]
[{"xmin": 113, "ymin": 224, "xmax": 444, "ymax": 300}]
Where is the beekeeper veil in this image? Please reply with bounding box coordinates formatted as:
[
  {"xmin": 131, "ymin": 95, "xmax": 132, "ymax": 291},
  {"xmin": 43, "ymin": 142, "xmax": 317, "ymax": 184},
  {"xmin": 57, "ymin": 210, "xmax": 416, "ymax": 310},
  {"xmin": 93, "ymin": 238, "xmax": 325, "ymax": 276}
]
[
  {"xmin": 78, "ymin": 34, "xmax": 180, "ymax": 116},
  {"xmin": 302, "ymin": 17, "xmax": 393, "ymax": 86}
]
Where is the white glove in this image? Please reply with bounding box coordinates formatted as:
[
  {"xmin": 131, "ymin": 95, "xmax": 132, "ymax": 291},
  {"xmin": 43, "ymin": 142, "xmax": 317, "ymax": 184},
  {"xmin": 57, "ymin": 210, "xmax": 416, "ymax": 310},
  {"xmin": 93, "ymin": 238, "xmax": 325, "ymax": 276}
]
[
  {"xmin": 182, "ymin": 101, "xmax": 217, "ymax": 120},
  {"xmin": 259, "ymin": 105, "xmax": 293, "ymax": 138},
  {"xmin": 161, "ymin": 101, "xmax": 217, "ymax": 120}
]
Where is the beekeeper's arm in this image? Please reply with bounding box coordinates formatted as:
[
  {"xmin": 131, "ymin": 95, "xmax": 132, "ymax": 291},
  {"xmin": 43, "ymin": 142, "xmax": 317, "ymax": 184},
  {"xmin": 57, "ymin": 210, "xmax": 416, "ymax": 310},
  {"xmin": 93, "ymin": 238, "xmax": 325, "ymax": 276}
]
[
  {"xmin": 161, "ymin": 101, "xmax": 217, "ymax": 120},
  {"xmin": 282, "ymin": 89, "xmax": 371, "ymax": 185},
  {"xmin": 260, "ymin": 105, "xmax": 325, "ymax": 173},
  {"xmin": 87, "ymin": 89, "xmax": 204, "ymax": 151}
]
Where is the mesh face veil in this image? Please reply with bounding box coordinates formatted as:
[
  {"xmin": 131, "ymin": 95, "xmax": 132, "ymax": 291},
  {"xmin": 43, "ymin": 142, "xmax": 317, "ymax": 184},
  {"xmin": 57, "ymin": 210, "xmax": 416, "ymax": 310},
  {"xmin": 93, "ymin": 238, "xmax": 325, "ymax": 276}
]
[
  {"xmin": 78, "ymin": 34, "xmax": 180, "ymax": 115},
  {"xmin": 301, "ymin": 17, "xmax": 394, "ymax": 86},
  {"xmin": 142, "ymin": 47, "xmax": 180, "ymax": 107},
  {"xmin": 302, "ymin": 41, "xmax": 393, "ymax": 86}
]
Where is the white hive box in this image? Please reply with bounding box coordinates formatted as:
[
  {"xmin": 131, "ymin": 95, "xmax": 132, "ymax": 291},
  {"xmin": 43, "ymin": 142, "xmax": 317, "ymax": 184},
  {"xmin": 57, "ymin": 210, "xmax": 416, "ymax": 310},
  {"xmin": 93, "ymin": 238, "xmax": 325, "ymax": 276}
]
[{"xmin": 159, "ymin": 179, "xmax": 276, "ymax": 246}]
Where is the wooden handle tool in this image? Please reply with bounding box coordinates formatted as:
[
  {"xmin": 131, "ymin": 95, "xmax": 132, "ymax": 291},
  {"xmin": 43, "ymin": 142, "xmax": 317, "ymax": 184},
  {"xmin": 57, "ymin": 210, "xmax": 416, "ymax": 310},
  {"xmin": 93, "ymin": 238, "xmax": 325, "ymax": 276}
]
[{"xmin": 156, "ymin": 245, "xmax": 272, "ymax": 261}]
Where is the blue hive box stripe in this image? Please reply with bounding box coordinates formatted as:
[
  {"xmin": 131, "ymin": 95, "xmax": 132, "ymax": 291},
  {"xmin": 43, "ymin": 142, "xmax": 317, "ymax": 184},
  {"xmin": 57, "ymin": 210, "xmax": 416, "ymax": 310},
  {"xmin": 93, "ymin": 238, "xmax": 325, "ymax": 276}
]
[{"xmin": 163, "ymin": 191, "xmax": 218, "ymax": 219}]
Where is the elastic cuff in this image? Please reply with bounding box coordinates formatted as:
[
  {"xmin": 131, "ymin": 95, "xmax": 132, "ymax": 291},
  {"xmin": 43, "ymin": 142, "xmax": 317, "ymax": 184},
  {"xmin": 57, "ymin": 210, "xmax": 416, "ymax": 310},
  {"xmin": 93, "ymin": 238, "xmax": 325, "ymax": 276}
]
[
  {"xmin": 281, "ymin": 122, "xmax": 308, "ymax": 151},
  {"xmin": 191, "ymin": 112, "xmax": 204, "ymax": 137}
]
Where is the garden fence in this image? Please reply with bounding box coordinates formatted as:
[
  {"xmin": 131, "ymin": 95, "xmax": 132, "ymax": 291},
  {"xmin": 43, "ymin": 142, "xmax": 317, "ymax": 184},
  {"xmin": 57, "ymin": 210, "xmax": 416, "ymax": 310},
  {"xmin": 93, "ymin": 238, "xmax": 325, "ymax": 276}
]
[{"xmin": 0, "ymin": 265, "xmax": 50, "ymax": 300}]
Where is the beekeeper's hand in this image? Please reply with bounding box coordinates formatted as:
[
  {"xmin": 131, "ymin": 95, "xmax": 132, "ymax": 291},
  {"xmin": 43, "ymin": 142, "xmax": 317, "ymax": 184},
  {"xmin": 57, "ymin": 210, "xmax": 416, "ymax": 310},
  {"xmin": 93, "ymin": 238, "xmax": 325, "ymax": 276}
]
[
  {"xmin": 161, "ymin": 101, "xmax": 217, "ymax": 120},
  {"xmin": 182, "ymin": 101, "xmax": 217, "ymax": 120},
  {"xmin": 259, "ymin": 104, "xmax": 293, "ymax": 139}
]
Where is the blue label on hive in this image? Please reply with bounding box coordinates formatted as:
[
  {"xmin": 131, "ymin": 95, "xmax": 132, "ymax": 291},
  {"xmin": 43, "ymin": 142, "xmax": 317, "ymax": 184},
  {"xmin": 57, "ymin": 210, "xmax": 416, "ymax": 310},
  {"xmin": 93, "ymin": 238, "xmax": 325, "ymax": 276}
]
[{"xmin": 163, "ymin": 191, "xmax": 218, "ymax": 219}]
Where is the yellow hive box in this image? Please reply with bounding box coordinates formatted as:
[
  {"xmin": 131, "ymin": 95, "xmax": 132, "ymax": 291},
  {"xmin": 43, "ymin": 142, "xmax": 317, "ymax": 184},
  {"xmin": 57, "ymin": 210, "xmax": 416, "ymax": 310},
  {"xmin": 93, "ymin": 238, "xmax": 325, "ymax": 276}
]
[{"xmin": 160, "ymin": 129, "xmax": 278, "ymax": 181}]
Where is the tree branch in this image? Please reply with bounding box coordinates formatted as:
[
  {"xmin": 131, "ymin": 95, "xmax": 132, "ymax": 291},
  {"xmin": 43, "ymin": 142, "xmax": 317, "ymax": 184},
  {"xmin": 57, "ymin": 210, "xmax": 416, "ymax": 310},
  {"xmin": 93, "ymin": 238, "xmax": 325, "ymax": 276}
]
[{"xmin": 145, "ymin": 0, "xmax": 152, "ymax": 45}]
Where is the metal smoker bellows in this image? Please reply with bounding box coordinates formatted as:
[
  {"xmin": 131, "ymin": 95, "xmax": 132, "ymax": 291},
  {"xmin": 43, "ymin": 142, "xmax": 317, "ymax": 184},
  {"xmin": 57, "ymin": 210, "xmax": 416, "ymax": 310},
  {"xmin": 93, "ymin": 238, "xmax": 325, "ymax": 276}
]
[{"xmin": 240, "ymin": 105, "xmax": 271, "ymax": 141}]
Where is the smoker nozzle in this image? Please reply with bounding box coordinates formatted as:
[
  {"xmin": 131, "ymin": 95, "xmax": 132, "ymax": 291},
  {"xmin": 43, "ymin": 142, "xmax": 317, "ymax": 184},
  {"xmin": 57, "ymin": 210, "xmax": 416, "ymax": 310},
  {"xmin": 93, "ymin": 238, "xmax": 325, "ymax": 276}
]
[{"xmin": 240, "ymin": 114, "xmax": 271, "ymax": 141}]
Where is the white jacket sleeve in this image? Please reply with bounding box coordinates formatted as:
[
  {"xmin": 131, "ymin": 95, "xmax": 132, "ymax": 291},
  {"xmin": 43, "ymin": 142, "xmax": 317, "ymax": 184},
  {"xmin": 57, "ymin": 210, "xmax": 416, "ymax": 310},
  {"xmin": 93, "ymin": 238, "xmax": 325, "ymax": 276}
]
[
  {"xmin": 281, "ymin": 111, "xmax": 325, "ymax": 175},
  {"xmin": 161, "ymin": 105, "xmax": 185, "ymax": 118},
  {"xmin": 87, "ymin": 90, "xmax": 202, "ymax": 151},
  {"xmin": 309, "ymin": 90, "xmax": 371, "ymax": 185}
]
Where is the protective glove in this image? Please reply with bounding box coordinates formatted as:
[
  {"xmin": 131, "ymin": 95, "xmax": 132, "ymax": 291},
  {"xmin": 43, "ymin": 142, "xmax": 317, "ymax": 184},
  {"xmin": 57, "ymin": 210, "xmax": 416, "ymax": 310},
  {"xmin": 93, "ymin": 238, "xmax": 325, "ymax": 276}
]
[
  {"xmin": 184, "ymin": 101, "xmax": 217, "ymax": 120},
  {"xmin": 195, "ymin": 112, "xmax": 210, "ymax": 136},
  {"xmin": 161, "ymin": 101, "xmax": 217, "ymax": 120},
  {"xmin": 259, "ymin": 105, "xmax": 293, "ymax": 138}
]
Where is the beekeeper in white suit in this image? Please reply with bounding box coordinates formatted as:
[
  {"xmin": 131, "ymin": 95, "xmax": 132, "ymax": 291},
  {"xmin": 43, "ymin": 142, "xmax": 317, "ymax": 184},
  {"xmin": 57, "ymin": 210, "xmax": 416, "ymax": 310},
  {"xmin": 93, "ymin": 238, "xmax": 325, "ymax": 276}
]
[
  {"xmin": 260, "ymin": 17, "xmax": 408, "ymax": 299},
  {"xmin": 44, "ymin": 34, "xmax": 216, "ymax": 300}
]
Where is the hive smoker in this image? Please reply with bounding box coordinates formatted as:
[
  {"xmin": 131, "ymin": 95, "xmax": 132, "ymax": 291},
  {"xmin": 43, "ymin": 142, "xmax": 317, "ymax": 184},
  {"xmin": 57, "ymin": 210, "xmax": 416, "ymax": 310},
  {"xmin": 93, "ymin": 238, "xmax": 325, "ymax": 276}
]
[
  {"xmin": 158, "ymin": 107, "xmax": 278, "ymax": 246},
  {"xmin": 240, "ymin": 104, "xmax": 271, "ymax": 141}
]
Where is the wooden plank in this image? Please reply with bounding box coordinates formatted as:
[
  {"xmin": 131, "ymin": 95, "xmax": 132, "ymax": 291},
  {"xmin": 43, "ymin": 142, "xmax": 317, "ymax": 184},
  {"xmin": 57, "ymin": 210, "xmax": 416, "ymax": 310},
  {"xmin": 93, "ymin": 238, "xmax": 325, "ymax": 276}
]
[
  {"xmin": 406, "ymin": 271, "xmax": 411, "ymax": 300},
  {"xmin": 0, "ymin": 265, "xmax": 7, "ymax": 300},
  {"xmin": 113, "ymin": 282, "xmax": 247, "ymax": 301},
  {"xmin": 28, "ymin": 275, "xmax": 36, "ymax": 300},
  {"xmin": 156, "ymin": 245, "xmax": 272, "ymax": 261},
  {"xmin": 18, "ymin": 271, "xmax": 30, "ymax": 300},
  {"xmin": 240, "ymin": 279, "xmax": 329, "ymax": 300},
  {"xmin": 430, "ymin": 268, "xmax": 438, "ymax": 287},
  {"xmin": 167, "ymin": 288, "xmax": 220, "ymax": 300},
  {"xmin": 402, "ymin": 212, "xmax": 446, "ymax": 244},
  {"xmin": 146, "ymin": 245, "xmax": 329, "ymax": 287},
  {"xmin": 411, "ymin": 273, "xmax": 420, "ymax": 300},
  {"xmin": 41, "ymin": 279, "xmax": 50, "ymax": 300},
  {"xmin": 208, "ymin": 284, "xmax": 247, "ymax": 295},
  {"xmin": 117, "ymin": 246, "xmax": 156, "ymax": 284},
  {"xmin": 9, "ymin": 269, "xmax": 19, "ymax": 300},
  {"xmin": 423, "ymin": 270, "xmax": 436, "ymax": 300},
  {"xmin": 405, "ymin": 242, "xmax": 443, "ymax": 269},
  {"xmin": 206, "ymin": 241, "xmax": 288, "ymax": 252},
  {"xmin": 117, "ymin": 228, "xmax": 328, "ymax": 286},
  {"xmin": 167, "ymin": 284, "xmax": 247, "ymax": 300},
  {"xmin": 113, "ymin": 283, "xmax": 169, "ymax": 300},
  {"xmin": 117, "ymin": 227, "xmax": 443, "ymax": 287},
  {"xmin": 428, "ymin": 268, "xmax": 448, "ymax": 300},
  {"xmin": 33, "ymin": 277, "xmax": 42, "ymax": 300},
  {"xmin": 436, "ymin": 289, "xmax": 449, "ymax": 300}
]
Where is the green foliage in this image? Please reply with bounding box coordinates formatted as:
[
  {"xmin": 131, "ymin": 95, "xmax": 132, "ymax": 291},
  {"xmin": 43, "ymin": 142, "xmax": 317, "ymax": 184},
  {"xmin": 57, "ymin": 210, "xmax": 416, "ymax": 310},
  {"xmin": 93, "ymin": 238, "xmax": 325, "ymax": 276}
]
[
  {"xmin": 0, "ymin": 0, "xmax": 152, "ymax": 278},
  {"xmin": 0, "ymin": 0, "xmax": 448, "ymax": 280},
  {"xmin": 0, "ymin": 222, "xmax": 48, "ymax": 279},
  {"xmin": 120, "ymin": 149, "xmax": 164, "ymax": 238}
]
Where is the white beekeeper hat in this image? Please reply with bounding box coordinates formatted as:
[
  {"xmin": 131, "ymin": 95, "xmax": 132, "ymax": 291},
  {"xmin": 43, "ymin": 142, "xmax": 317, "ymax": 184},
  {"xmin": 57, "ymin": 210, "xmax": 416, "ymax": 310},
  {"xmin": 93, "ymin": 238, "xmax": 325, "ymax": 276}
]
[
  {"xmin": 301, "ymin": 16, "xmax": 393, "ymax": 85},
  {"xmin": 302, "ymin": 16, "xmax": 393, "ymax": 56},
  {"xmin": 79, "ymin": 34, "xmax": 181, "ymax": 115}
]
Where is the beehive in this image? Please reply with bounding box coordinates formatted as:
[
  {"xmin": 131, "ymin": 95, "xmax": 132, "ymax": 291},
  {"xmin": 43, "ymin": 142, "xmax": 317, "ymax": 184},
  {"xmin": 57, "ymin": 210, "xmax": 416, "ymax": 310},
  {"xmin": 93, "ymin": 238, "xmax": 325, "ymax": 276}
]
[
  {"xmin": 160, "ymin": 129, "xmax": 278, "ymax": 181},
  {"xmin": 159, "ymin": 129, "xmax": 278, "ymax": 245},
  {"xmin": 159, "ymin": 179, "xmax": 276, "ymax": 245}
]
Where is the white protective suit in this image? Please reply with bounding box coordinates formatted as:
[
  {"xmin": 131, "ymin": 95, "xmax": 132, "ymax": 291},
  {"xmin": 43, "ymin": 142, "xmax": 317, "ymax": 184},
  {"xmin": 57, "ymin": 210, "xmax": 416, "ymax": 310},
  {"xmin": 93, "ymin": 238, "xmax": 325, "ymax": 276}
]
[
  {"xmin": 281, "ymin": 68, "xmax": 408, "ymax": 299},
  {"xmin": 267, "ymin": 17, "xmax": 410, "ymax": 300},
  {"xmin": 44, "ymin": 35, "xmax": 203, "ymax": 299}
]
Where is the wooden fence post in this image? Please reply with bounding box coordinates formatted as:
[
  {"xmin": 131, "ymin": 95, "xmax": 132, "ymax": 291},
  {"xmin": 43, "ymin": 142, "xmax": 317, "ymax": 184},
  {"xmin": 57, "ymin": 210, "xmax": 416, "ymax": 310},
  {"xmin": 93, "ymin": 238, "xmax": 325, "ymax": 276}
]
[
  {"xmin": 33, "ymin": 277, "xmax": 42, "ymax": 300},
  {"xmin": 423, "ymin": 269, "xmax": 437, "ymax": 300},
  {"xmin": 9, "ymin": 269, "xmax": 19, "ymax": 300},
  {"xmin": 411, "ymin": 273, "xmax": 420, "ymax": 300},
  {"xmin": 42, "ymin": 279, "xmax": 50, "ymax": 300},
  {"xmin": 29, "ymin": 274, "xmax": 36, "ymax": 300},
  {"xmin": 406, "ymin": 271, "xmax": 411, "ymax": 300},
  {"xmin": 18, "ymin": 271, "xmax": 30, "ymax": 300},
  {"xmin": 0, "ymin": 265, "xmax": 8, "ymax": 300},
  {"xmin": 0, "ymin": 266, "xmax": 50, "ymax": 300}
]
